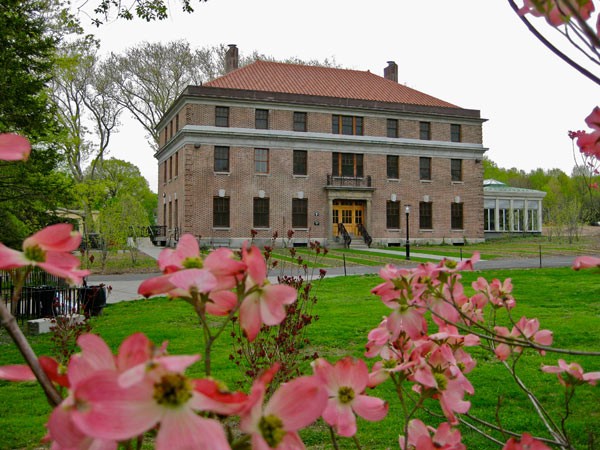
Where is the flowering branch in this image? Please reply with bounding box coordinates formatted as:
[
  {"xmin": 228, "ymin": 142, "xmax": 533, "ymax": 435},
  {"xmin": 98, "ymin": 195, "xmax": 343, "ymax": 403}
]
[
  {"xmin": 507, "ymin": 0, "xmax": 600, "ymax": 85},
  {"xmin": 0, "ymin": 298, "xmax": 62, "ymax": 406}
]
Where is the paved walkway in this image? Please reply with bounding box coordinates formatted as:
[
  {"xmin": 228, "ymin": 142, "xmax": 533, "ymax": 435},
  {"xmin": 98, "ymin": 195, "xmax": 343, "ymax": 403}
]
[{"xmin": 87, "ymin": 243, "xmax": 583, "ymax": 304}]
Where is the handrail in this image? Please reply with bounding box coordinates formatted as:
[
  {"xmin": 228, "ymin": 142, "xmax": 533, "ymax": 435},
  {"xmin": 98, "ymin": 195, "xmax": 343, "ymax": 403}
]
[
  {"xmin": 337, "ymin": 223, "xmax": 352, "ymax": 248},
  {"xmin": 357, "ymin": 223, "xmax": 373, "ymax": 248},
  {"xmin": 327, "ymin": 174, "xmax": 372, "ymax": 187}
]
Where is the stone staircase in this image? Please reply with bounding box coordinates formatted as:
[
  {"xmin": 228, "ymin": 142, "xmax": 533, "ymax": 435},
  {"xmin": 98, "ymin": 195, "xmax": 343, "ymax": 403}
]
[{"xmin": 349, "ymin": 236, "xmax": 370, "ymax": 249}]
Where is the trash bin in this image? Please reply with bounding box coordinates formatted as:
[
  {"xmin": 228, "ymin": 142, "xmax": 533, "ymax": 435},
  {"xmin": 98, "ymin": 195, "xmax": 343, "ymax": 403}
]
[
  {"xmin": 31, "ymin": 286, "xmax": 57, "ymax": 318},
  {"xmin": 79, "ymin": 285, "xmax": 107, "ymax": 316}
]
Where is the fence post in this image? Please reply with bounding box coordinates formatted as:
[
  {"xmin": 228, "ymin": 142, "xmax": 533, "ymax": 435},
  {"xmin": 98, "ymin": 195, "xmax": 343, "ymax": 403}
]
[
  {"xmin": 539, "ymin": 244, "xmax": 542, "ymax": 268},
  {"xmin": 343, "ymin": 254, "xmax": 347, "ymax": 276}
]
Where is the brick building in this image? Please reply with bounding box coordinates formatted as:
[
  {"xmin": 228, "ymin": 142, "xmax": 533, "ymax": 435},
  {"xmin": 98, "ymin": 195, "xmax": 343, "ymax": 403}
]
[{"xmin": 156, "ymin": 45, "xmax": 487, "ymax": 248}]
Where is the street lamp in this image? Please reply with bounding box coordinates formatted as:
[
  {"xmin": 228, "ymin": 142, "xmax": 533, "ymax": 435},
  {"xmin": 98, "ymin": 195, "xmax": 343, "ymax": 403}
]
[{"xmin": 405, "ymin": 205, "xmax": 410, "ymax": 260}]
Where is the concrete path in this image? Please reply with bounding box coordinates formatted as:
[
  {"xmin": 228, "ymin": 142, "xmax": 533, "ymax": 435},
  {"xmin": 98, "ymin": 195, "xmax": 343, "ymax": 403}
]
[{"xmin": 87, "ymin": 243, "xmax": 584, "ymax": 304}]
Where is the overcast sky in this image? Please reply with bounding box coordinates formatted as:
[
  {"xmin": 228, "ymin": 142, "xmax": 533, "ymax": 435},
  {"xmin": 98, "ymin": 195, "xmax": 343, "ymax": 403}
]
[{"xmin": 79, "ymin": 0, "xmax": 599, "ymax": 192}]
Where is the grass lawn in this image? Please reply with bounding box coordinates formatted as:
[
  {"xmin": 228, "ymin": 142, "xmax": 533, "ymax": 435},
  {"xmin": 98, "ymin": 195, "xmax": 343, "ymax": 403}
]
[{"xmin": 0, "ymin": 267, "xmax": 599, "ymax": 449}]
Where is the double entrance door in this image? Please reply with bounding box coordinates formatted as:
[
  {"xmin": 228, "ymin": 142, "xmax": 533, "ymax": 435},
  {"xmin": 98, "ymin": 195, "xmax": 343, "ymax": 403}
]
[{"xmin": 333, "ymin": 200, "xmax": 364, "ymax": 236}]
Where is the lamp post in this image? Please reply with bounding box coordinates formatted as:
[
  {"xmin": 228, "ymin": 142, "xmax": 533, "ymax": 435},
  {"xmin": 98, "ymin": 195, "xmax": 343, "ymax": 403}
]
[{"xmin": 405, "ymin": 205, "xmax": 410, "ymax": 260}]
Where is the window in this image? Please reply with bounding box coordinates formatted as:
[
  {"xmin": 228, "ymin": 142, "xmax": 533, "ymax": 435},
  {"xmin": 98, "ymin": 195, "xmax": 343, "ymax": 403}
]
[
  {"xmin": 214, "ymin": 146, "xmax": 230, "ymax": 172},
  {"xmin": 419, "ymin": 157, "xmax": 431, "ymax": 180},
  {"xmin": 215, "ymin": 106, "xmax": 229, "ymax": 127},
  {"xmin": 213, "ymin": 197, "xmax": 230, "ymax": 227},
  {"xmin": 387, "ymin": 155, "xmax": 399, "ymax": 179},
  {"xmin": 387, "ymin": 119, "xmax": 398, "ymax": 138},
  {"xmin": 451, "ymin": 203, "xmax": 464, "ymax": 229},
  {"xmin": 174, "ymin": 199, "xmax": 178, "ymax": 229},
  {"xmin": 498, "ymin": 200, "xmax": 509, "ymax": 231},
  {"xmin": 332, "ymin": 152, "xmax": 363, "ymax": 177},
  {"xmin": 163, "ymin": 161, "xmax": 167, "ymax": 184},
  {"xmin": 484, "ymin": 199, "xmax": 495, "ymax": 231},
  {"xmin": 451, "ymin": 124, "xmax": 462, "ymax": 142},
  {"xmin": 386, "ymin": 201, "xmax": 400, "ymax": 229},
  {"xmin": 419, "ymin": 121, "xmax": 431, "ymax": 140},
  {"xmin": 527, "ymin": 207, "xmax": 539, "ymax": 231},
  {"xmin": 513, "ymin": 200, "xmax": 524, "ymax": 232},
  {"xmin": 484, "ymin": 208, "xmax": 495, "ymax": 231},
  {"xmin": 451, "ymin": 159, "xmax": 462, "ymax": 182},
  {"xmin": 293, "ymin": 112, "xmax": 307, "ymax": 132},
  {"xmin": 169, "ymin": 156, "xmax": 173, "ymax": 180},
  {"xmin": 175, "ymin": 115, "xmax": 179, "ymax": 132},
  {"xmin": 255, "ymin": 148, "xmax": 269, "ymax": 174},
  {"xmin": 255, "ymin": 109, "xmax": 269, "ymax": 129},
  {"xmin": 514, "ymin": 208, "xmax": 524, "ymax": 231},
  {"xmin": 293, "ymin": 150, "xmax": 307, "ymax": 175},
  {"xmin": 332, "ymin": 115, "xmax": 363, "ymax": 135},
  {"xmin": 292, "ymin": 198, "xmax": 308, "ymax": 228},
  {"xmin": 253, "ymin": 198, "xmax": 269, "ymax": 228},
  {"xmin": 174, "ymin": 152, "xmax": 179, "ymax": 177},
  {"xmin": 419, "ymin": 202, "xmax": 433, "ymax": 229}
]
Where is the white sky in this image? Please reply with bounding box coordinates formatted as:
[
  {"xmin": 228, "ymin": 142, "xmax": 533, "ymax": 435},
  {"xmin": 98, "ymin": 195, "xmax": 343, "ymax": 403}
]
[{"xmin": 78, "ymin": 0, "xmax": 599, "ymax": 192}]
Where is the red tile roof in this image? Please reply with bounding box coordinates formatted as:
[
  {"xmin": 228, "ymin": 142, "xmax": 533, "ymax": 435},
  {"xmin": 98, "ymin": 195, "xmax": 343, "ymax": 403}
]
[{"xmin": 204, "ymin": 61, "xmax": 458, "ymax": 108}]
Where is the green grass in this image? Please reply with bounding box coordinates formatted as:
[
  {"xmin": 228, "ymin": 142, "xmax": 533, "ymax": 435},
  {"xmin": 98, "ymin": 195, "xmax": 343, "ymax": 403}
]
[
  {"xmin": 1, "ymin": 267, "xmax": 599, "ymax": 449},
  {"xmin": 80, "ymin": 250, "xmax": 159, "ymax": 275}
]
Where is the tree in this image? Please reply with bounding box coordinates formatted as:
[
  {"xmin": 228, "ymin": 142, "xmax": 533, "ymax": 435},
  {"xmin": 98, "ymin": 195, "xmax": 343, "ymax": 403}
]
[
  {"xmin": 103, "ymin": 41, "xmax": 220, "ymax": 149},
  {"xmin": 86, "ymin": 0, "xmax": 205, "ymax": 25},
  {"xmin": 104, "ymin": 41, "xmax": 341, "ymax": 150},
  {"xmin": 0, "ymin": 0, "xmax": 77, "ymax": 246},
  {"xmin": 0, "ymin": 0, "xmax": 57, "ymax": 139},
  {"xmin": 50, "ymin": 36, "xmax": 122, "ymax": 182},
  {"xmin": 92, "ymin": 158, "xmax": 157, "ymax": 224},
  {"xmin": 97, "ymin": 193, "xmax": 150, "ymax": 270}
]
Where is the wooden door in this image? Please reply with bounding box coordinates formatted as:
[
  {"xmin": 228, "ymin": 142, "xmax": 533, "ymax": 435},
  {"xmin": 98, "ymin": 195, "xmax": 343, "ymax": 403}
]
[{"xmin": 333, "ymin": 200, "xmax": 364, "ymax": 236}]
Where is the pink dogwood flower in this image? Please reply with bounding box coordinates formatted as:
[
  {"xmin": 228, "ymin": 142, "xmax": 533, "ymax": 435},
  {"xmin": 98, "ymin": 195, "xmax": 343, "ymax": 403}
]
[
  {"xmin": 408, "ymin": 343, "xmax": 474, "ymax": 425},
  {"xmin": 518, "ymin": 0, "xmax": 595, "ymax": 26},
  {"xmin": 399, "ymin": 419, "xmax": 465, "ymax": 450},
  {"xmin": 239, "ymin": 244, "xmax": 297, "ymax": 341},
  {"xmin": 312, "ymin": 357, "xmax": 388, "ymax": 437},
  {"xmin": 54, "ymin": 333, "xmax": 230, "ymax": 450},
  {"xmin": 573, "ymin": 255, "xmax": 600, "ymax": 270},
  {"xmin": 45, "ymin": 333, "xmax": 153, "ymax": 449},
  {"xmin": 494, "ymin": 317, "xmax": 553, "ymax": 361},
  {"xmin": 240, "ymin": 365, "xmax": 327, "ymax": 449},
  {"xmin": 0, "ymin": 133, "xmax": 31, "ymax": 161},
  {"xmin": 541, "ymin": 359, "xmax": 600, "ymax": 386},
  {"xmin": 138, "ymin": 234, "xmax": 246, "ymax": 298},
  {"xmin": 0, "ymin": 223, "xmax": 89, "ymax": 284},
  {"xmin": 503, "ymin": 432, "xmax": 551, "ymax": 450}
]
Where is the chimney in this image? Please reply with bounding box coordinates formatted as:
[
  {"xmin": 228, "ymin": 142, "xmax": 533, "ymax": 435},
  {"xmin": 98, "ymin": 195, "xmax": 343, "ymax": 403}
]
[
  {"xmin": 384, "ymin": 61, "xmax": 398, "ymax": 82},
  {"xmin": 225, "ymin": 44, "xmax": 239, "ymax": 73}
]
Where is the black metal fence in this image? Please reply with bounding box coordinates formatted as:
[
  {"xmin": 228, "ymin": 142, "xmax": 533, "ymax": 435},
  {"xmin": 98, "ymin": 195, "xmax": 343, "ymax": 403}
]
[{"xmin": 1, "ymin": 270, "xmax": 107, "ymax": 323}]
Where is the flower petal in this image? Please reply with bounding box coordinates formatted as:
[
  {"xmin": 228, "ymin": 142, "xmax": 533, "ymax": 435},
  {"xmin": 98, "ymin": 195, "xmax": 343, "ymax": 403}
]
[
  {"xmin": 24, "ymin": 224, "xmax": 81, "ymax": 252},
  {"xmin": 265, "ymin": 375, "xmax": 327, "ymax": 430},
  {"xmin": 352, "ymin": 394, "xmax": 388, "ymax": 422},
  {"xmin": 71, "ymin": 371, "xmax": 158, "ymax": 441},
  {"xmin": 239, "ymin": 292, "xmax": 262, "ymax": 341},
  {"xmin": 323, "ymin": 399, "xmax": 356, "ymax": 437},
  {"xmin": 117, "ymin": 333, "xmax": 151, "ymax": 372},
  {"xmin": 0, "ymin": 364, "xmax": 35, "ymax": 381},
  {"xmin": 0, "ymin": 133, "xmax": 31, "ymax": 161},
  {"xmin": 155, "ymin": 408, "xmax": 229, "ymax": 450}
]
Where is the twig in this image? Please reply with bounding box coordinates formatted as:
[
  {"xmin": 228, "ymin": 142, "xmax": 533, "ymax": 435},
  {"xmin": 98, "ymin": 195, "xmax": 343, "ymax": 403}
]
[{"xmin": 506, "ymin": 0, "xmax": 600, "ymax": 86}]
